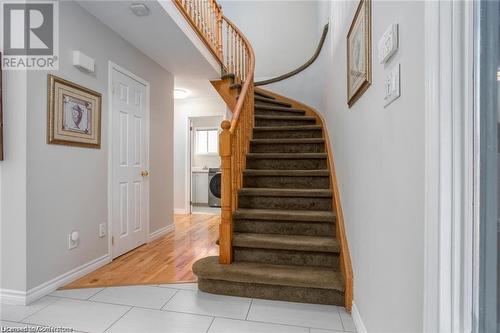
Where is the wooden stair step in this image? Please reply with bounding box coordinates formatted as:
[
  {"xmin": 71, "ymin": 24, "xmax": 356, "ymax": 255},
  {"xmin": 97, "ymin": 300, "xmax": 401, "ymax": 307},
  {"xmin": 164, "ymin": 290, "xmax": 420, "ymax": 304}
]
[
  {"xmin": 193, "ymin": 256, "xmax": 344, "ymax": 291},
  {"xmin": 251, "ymin": 138, "xmax": 325, "ymax": 144},
  {"xmin": 254, "ymin": 95, "xmax": 292, "ymax": 107},
  {"xmin": 233, "ymin": 208, "xmax": 336, "ymax": 223},
  {"xmin": 239, "ymin": 188, "xmax": 332, "ymax": 197},
  {"xmin": 243, "ymin": 169, "xmax": 329, "ymax": 176},
  {"xmin": 233, "ymin": 233, "xmax": 340, "ymax": 253},
  {"xmin": 253, "ymin": 125, "xmax": 322, "ymax": 132},
  {"xmin": 254, "ymin": 105, "xmax": 305, "ymax": 113},
  {"xmin": 254, "ymin": 90, "xmax": 276, "ymax": 100},
  {"xmin": 246, "ymin": 153, "xmax": 327, "ymax": 159}
]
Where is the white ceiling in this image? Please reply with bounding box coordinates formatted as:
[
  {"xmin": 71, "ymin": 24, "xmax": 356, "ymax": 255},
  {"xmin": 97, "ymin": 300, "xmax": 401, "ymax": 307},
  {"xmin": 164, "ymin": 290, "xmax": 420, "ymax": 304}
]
[
  {"xmin": 174, "ymin": 77, "xmax": 221, "ymax": 100},
  {"xmin": 76, "ymin": 0, "xmax": 220, "ymax": 78}
]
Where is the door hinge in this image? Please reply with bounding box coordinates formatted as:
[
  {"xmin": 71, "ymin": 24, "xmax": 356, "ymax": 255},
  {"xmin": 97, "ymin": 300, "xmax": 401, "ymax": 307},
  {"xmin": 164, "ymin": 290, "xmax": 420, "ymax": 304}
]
[
  {"xmin": 112, "ymin": 236, "xmax": 114, "ymax": 246},
  {"xmin": 190, "ymin": 126, "xmax": 193, "ymax": 131}
]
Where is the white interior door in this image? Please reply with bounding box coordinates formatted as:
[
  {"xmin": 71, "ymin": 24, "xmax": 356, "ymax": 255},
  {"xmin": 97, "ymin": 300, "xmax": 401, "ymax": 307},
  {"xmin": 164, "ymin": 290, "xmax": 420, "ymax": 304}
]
[{"xmin": 111, "ymin": 67, "xmax": 149, "ymax": 259}]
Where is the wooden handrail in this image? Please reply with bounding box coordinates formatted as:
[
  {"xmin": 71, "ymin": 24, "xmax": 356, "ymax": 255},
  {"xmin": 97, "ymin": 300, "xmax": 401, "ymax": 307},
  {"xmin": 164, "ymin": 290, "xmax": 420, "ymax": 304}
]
[
  {"xmin": 173, "ymin": 0, "xmax": 255, "ymax": 265},
  {"xmin": 255, "ymin": 23, "xmax": 329, "ymax": 86}
]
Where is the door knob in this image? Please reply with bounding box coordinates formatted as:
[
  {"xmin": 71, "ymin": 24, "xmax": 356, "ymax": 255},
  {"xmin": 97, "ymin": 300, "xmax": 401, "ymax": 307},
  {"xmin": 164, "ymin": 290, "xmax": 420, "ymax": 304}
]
[{"xmin": 141, "ymin": 170, "xmax": 149, "ymax": 177}]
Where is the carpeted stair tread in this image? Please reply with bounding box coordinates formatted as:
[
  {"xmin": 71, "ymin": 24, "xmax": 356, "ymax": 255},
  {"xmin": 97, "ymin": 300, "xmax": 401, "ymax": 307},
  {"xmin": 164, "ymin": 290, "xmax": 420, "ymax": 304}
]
[
  {"xmin": 251, "ymin": 138, "xmax": 325, "ymax": 144},
  {"xmin": 255, "ymin": 90, "xmax": 276, "ymax": 100},
  {"xmin": 255, "ymin": 115, "xmax": 316, "ymax": 121},
  {"xmin": 193, "ymin": 256, "xmax": 344, "ymax": 291},
  {"xmin": 233, "ymin": 233, "xmax": 340, "ymax": 253},
  {"xmin": 253, "ymin": 125, "xmax": 322, "ymax": 132},
  {"xmin": 221, "ymin": 73, "xmax": 236, "ymax": 80},
  {"xmin": 243, "ymin": 169, "xmax": 329, "ymax": 176},
  {"xmin": 234, "ymin": 208, "xmax": 336, "ymax": 222},
  {"xmin": 230, "ymin": 83, "xmax": 242, "ymax": 89},
  {"xmin": 239, "ymin": 188, "xmax": 332, "ymax": 197},
  {"xmin": 254, "ymin": 105, "xmax": 305, "ymax": 113},
  {"xmin": 246, "ymin": 153, "xmax": 327, "ymax": 159},
  {"xmin": 254, "ymin": 96, "xmax": 292, "ymax": 107}
]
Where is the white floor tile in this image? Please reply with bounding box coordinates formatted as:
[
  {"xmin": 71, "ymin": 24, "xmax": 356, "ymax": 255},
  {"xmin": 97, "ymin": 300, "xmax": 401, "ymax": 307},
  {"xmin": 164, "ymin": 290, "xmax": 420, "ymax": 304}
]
[
  {"xmin": 107, "ymin": 307, "xmax": 213, "ymax": 333},
  {"xmin": 157, "ymin": 283, "xmax": 198, "ymax": 291},
  {"xmin": 247, "ymin": 299, "xmax": 344, "ymax": 331},
  {"xmin": 0, "ymin": 296, "xmax": 58, "ymax": 322},
  {"xmin": 162, "ymin": 290, "xmax": 251, "ymax": 319},
  {"xmin": 339, "ymin": 308, "xmax": 357, "ymax": 332},
  {"xmin": 22, "ymin": 298, "xmax": 130, "ymax": 333},
  {"xmin": 208, "ymin": 317, "xmax": 309, "ymax": 333},
  {"xmin": 310, "ymin": 329, "xmax": 346, "ymax": 333},
  {"xmin": 89, "ymin": 285, "xmax": 177, "ymax": 309},
  {"xmin": 50, "ymin": 287, "xmax": 104, "ymax": 300}
]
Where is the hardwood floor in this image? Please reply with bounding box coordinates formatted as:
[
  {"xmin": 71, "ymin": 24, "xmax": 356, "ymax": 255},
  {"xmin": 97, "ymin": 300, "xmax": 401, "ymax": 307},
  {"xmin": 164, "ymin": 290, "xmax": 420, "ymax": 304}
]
[{"xmin": 62, "ymin": 214, "xmax": 219, "ymax": 289}]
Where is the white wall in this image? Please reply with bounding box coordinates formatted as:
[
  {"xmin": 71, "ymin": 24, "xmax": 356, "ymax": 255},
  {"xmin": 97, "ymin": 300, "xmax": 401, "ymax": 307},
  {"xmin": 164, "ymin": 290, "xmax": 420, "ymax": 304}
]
[
  {"xmin": 265, "ymin": 1, "xmax": 426, "ymax": 331},
  {"xmin": 174, "ymin": 97, "xmax": 226, "ymax": 213},
  {"xmin": 0, "ymin": 70, "xmax": 28, "ymax": 294},
  {"xmin": 220, "ymin": 0, "xmax": 320, "ymax": 80},
  {"xmin": 15, "ymin": 1, "xmax": 174, "ymax": 291}
]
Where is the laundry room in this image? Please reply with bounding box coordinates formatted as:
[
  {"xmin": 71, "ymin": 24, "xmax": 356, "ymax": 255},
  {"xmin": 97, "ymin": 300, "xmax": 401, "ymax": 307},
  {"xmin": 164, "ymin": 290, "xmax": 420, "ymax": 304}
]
[{"xmin": 173, "ymin": 77, "xmax": 227, "ymax": 215}]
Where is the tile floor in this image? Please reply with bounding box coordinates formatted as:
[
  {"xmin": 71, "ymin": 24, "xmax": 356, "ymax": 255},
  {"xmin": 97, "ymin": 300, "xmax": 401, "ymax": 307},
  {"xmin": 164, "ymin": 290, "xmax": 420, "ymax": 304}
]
[{"xmin": 0, "ymin": 283, "xmax": 356, "ymax": 333}]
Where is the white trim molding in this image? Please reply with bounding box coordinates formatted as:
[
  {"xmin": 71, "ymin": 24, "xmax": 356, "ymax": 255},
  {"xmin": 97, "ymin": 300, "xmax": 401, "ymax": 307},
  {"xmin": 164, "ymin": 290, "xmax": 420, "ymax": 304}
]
[
  {"xmin": 148, "ymin": 224, "xmax": 175, "ymax": 242},
  {"xmin": 351, "ymin": 302, "xmax": 368, "ymax": 333},
  {"xmin": 0, "ymin": 254, "xmax": 110, "ymax": 305},
  {"xmin": 423, "ymin": 1, "xmax": 474, "ymax": 332}
]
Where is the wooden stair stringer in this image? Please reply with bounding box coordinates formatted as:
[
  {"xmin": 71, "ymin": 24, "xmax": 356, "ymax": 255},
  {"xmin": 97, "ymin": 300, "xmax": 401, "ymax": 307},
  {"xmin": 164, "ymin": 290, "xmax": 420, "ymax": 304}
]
[{"xmin": 254, "ymin": 87, "xmax": 354, "ymax": 313}]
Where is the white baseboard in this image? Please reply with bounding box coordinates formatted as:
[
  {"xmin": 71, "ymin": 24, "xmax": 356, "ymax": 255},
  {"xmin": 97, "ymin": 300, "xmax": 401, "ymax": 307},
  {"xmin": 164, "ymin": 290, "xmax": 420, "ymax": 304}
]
[
  {"xmin": 174, "ymin": 208, "xmax": 189, "ymax": 214},
  {"xmin": 0, "ymin": 254, "xmax": 110, "ymax": 306},
  {"xmin": 352, "ymin": 301, "xmax": 367, "ymax": 333},
  {"xmin": 148, "ymin": 224, "xmax": 175, "ymax": 242}
]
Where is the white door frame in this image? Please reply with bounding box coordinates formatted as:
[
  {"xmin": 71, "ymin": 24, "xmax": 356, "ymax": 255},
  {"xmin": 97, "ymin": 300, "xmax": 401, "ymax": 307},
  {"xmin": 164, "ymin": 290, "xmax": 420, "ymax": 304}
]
[
  {"xmin": 107, "ymin": 61, "xmax": 151, "ymax": 259},
  {"xmin": 423, "ymin": 1, "xmax": 475, "ymax": 331}
]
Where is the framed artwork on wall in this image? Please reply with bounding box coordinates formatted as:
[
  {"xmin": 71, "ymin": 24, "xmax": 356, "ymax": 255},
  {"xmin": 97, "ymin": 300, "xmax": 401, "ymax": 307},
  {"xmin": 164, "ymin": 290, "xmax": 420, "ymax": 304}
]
[
  {"xmin": 347, "ymin": 0, "xmax": 372, "ymax": 107},
  {"xmin": 47, "ymin": 75, "xmax": 102, "ymax": 148}
]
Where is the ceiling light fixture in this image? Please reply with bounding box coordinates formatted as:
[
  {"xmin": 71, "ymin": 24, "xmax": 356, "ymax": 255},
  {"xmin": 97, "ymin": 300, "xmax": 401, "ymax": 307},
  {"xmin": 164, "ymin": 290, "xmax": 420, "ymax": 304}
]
[
  {"xmin": 174, "ymin": 89, "xmax": 189, "ymax": 99},
  {"xmin": 130, "ymin": 3, "xmax": 150, "ymax": 17}
]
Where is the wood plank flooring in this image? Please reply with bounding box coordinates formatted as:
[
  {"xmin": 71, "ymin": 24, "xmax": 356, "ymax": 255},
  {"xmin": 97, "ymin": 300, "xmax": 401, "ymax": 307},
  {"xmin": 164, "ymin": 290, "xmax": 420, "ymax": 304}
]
[{"xmin": 62, "ymin": 214, "xmax": 219, "ymax": 289}]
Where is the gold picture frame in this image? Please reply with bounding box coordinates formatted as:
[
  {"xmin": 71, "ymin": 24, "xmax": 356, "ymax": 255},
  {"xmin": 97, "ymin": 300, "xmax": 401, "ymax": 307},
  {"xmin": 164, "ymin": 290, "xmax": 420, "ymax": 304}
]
[
  {"xmin": 47, "ymin": 75, "xmax": 102, "ymax": 148},
  {"xmin": 347, "ymin": 0, "xmax": 372, "ymax": 107}
]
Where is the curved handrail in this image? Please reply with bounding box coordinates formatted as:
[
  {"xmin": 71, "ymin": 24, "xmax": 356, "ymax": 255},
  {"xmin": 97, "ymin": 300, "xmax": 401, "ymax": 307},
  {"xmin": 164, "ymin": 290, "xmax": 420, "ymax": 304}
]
[
  {"xmin": 223, "ymin": 15, "xmax": 255, "ymax": 133},
  {"xmin": 254, "ymin": 23, "xmax": 329, "ymax": 86}
]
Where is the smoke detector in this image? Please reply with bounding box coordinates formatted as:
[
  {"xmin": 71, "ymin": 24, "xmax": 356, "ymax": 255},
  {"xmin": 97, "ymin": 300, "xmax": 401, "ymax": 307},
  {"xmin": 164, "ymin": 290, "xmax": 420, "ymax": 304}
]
[{"xmin": 130, "ymin": 4, "xmax": 150, "ymax": 17}]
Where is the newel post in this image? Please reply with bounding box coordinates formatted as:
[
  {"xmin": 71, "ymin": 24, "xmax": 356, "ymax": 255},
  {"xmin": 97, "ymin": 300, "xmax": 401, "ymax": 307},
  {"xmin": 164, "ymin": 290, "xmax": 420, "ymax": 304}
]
[{"xmin": 219, "ymin": 120, "xmax": 233, "ymax": 264}]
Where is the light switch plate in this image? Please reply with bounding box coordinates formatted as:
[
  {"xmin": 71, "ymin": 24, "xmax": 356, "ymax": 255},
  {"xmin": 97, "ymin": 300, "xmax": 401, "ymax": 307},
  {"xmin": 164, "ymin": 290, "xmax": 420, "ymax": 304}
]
[
  {"xmin": 384, "ymin": 63, "xmax": 401, "ymax": 107},
  {"xmin": 378, "ymin": 23, "xmax": 399, "ymax": 64}
]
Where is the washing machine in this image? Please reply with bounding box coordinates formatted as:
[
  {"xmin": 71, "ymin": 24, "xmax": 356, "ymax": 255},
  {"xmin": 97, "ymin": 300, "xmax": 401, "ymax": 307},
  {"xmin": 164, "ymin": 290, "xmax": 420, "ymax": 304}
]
[{"xmin": 208, "ymin": 168, "xmax": 221, "ymax": 207}]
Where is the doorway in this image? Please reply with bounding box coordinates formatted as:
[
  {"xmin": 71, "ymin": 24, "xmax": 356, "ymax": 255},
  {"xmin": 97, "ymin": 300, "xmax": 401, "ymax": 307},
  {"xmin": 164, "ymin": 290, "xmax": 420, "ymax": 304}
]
[
  {"xmin": 188, "ymin": 116, "xmax": 222, "ymax": 215},
  {"xmin": 109, "ymin": 63, "xmax": 150, "ymax": 259}
]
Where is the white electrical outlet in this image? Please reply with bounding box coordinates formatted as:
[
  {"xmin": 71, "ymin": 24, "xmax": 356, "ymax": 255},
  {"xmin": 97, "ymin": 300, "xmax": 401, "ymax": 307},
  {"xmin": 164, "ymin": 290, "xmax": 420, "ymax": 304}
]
[
  {"xmin": 99, "ymin": 223, "xmax": 107, "ymax": 238},
  {"xmin": 378, "ymin": 23, "xmax": 399, "ymax": 64},
  {"xmin": 384, "ymin": 63, "xmax": 401, "ymax": 107},
  {"xmin": 68, "ymin": 231, "xmax": 79, "ymax": 250}
]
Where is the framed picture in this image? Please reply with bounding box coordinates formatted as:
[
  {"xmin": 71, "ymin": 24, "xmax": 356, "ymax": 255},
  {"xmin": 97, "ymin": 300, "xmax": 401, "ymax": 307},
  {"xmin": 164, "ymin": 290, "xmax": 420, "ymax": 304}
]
[
  {"xmin": 47, "ymin": 75, "xmax": 102, "ymax": 148},
  {"xmin": 347, "ymin": 0, "xmax": 372, "ymax": 107}
]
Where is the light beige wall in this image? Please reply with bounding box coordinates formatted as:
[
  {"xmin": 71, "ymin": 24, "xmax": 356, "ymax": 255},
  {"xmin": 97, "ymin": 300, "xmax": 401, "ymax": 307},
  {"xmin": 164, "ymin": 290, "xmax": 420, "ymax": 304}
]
[
  {"xmin": 265, "ymin": 1, "xmax": 426, "ymax": 331},
  {"xmin": 25, "ymin": 1, "xmax": 174, "ymax": 289}
]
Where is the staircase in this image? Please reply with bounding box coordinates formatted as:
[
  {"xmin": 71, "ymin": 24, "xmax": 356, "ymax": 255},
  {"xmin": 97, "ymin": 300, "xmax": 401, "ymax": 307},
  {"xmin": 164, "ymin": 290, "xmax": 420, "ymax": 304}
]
[{"xmin": 193, "ymin": 89, "xmax": 345, "ymax": 306}]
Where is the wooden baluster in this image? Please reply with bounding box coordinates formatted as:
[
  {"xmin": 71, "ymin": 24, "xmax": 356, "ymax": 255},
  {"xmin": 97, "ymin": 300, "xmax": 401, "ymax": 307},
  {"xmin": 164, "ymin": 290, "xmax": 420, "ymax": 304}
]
[
  {"xmin": 219, "ymin": 120, "xmax": 233, "ymax": 264},
  {"xmin": 217, "ymin": 7, "xmax": 223, "ymax": 61}
]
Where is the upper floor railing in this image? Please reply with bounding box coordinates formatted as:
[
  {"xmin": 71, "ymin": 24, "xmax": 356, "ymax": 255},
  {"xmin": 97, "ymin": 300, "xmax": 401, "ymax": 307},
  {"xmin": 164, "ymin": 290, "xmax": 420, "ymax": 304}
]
[{"xmin": 173, "ymin": 0, "xmax": 255, "ymax": 264}]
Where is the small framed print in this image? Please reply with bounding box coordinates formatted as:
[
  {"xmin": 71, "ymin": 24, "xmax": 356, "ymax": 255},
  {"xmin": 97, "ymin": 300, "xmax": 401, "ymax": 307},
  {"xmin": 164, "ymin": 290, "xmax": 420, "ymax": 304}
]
[
  {"xmin": 47, "ymin": 75, "xmax": 102, "ymax": 148},
  {"xmin": 347, "ymin": 0, "xmax": 372, "ymax": 107}
]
